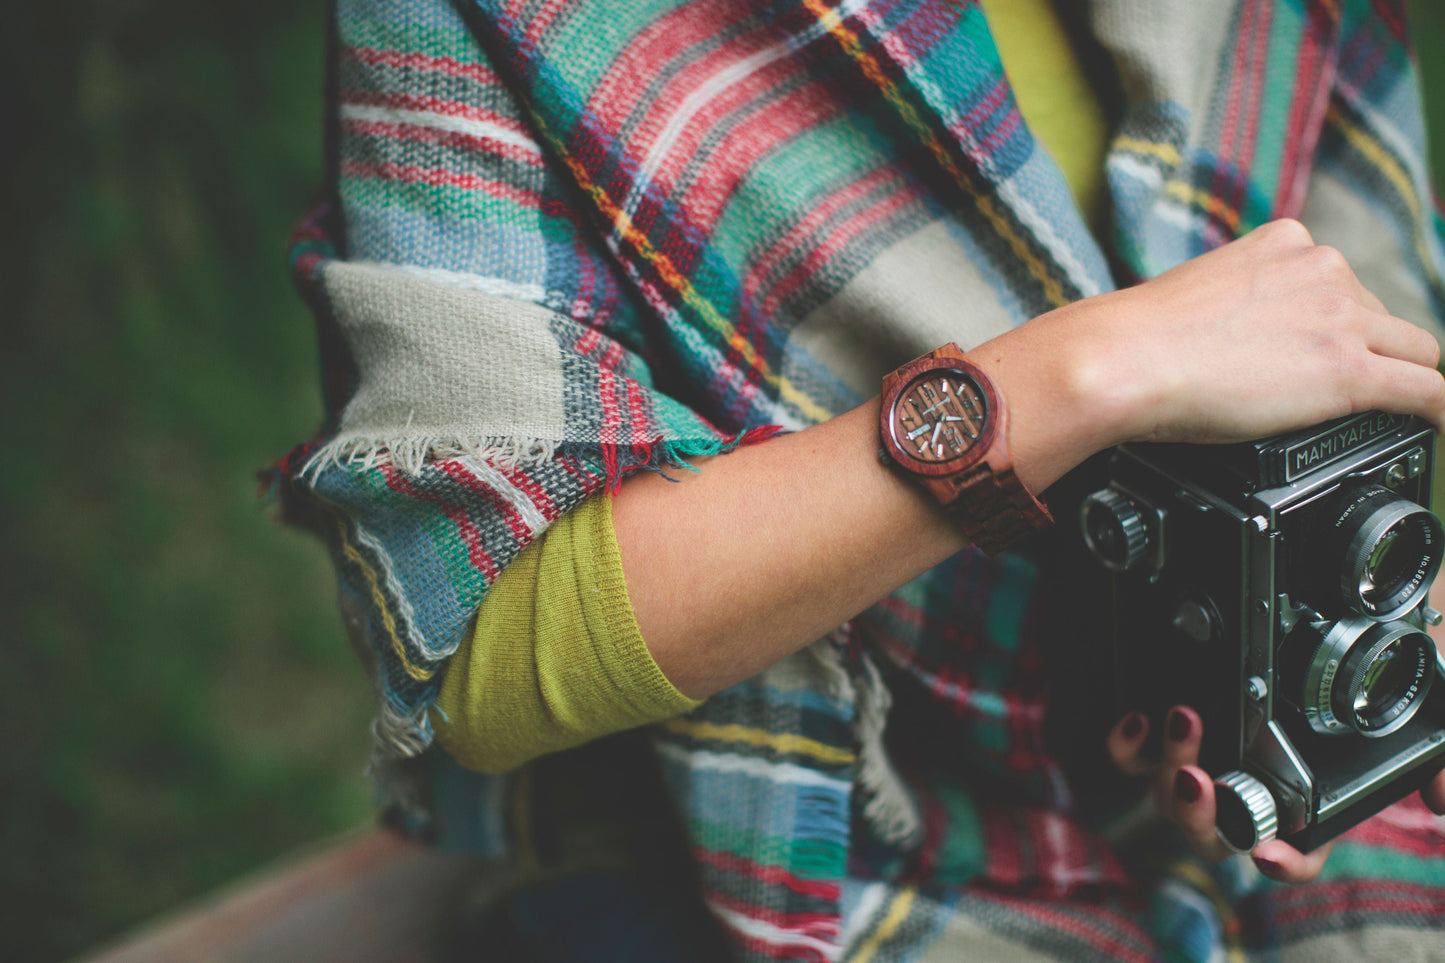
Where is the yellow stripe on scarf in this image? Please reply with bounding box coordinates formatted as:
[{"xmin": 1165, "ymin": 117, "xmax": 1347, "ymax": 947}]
[
  {"xmin": 660, "ymin": 717, "xmax": 857, "ymax": 765},
  {"xmin": 850, "ymin": 886, "xmax": 918, "ymax": 962},
  {"xmin": 1165, "ymin": 180, "xmax": 1244, "ymax": 232},
  {"xmin": 801, "ymin": 0, "xmax": 1069, "ymax": 309},
  {"xmin": 1115, "ymin": 135, "xmax": 1183, "ymax": 167},
  {"xmin": 337, "ymin": 519, "xmax": 435, "ymax": 682},
  {"xmin": 1327, "ymin": 102, "xmax": 1436, "ymax": 280}
]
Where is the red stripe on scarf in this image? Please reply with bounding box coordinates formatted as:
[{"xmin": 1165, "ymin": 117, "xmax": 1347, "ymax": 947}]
[
  {"xmin": 340, "ymin": 44, "xmax": 504, "ymax": 86},
  {"xmin": 340, "ymin": 87, "xmax": 534, "ymax": 138},
  {"xmin": 340, "ymin": 159, "xmax": 548, "ymax": 209},
  {"xmin": 340, "ymin": 116, "xmax": 544, "ymax": 167},
  {"xmin": 693, "ymin": 847, "xmax": 842, "ymax": 900},
  {"xmin": 761, "ymin": 186, "xmax": 924, "ymax": 318},
  {"xmin": 658, "ymin": 76, "xmax": 848, "ymax": 233},
  {"xmin": 1274, "ymin": 4, "xmax": 1339, "ymax": 216},
  {"xmin": 1270, "ymin": 881, "xmax": 1445, "ymax": 925},
  {"xmin": 381, "ymin": 462, "xmax": 502, "ymax": 582},
  {"xmin": 1236, "ymin": 0, "xmax": 1276, "ymax": 198},
  {"xmin": 492, "ymin": 462, "xmax": 564, "ymax": 527},
  {"xmin": 706, "ymin": 888, "xmax": 842, "ymax": 942},
  {"xmin": 434, "ymin": 460, "xmax": 536, "ymax": 547},
  {"xmin": 743, "ymin": 165, "xmax": 906, "ymax": 305},
  {"xmin": 950, "ymin": 75, "xmax": 1022, "ymax": 161},
  {"xmin": 587, "ymin": 4, "xmax": 780, "ymax": 135},
  {"xmin": 972, "ymin": 889, "xmax": 1155, "ymax": 961}
]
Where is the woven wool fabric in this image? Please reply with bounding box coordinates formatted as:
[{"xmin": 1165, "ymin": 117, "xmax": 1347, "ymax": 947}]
[{"xmin": 279, "ymin": 0, "xmax": 1445, "ymax": 958}]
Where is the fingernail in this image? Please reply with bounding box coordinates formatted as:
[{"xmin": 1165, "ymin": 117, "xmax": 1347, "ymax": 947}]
[
  {"xmin": 1174, "ymin": 769, "xmax": 1203, "ymax": 805},
  {"xmin": 1121, "ymin": 713, "xmax": 1146, "ymax": 739},
  {"xmin": 1253, "ymin": 855, "xmax": 1285, "ymax": 879},
  {"xmin": 1168, "ymin": 710, "xmax": 1193, "ymax": 742}
]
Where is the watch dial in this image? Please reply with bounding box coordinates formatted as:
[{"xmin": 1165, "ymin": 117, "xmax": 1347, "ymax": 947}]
[{"xmin": 891, "ymin": 370, "xmax": 988, "ymax": 464}]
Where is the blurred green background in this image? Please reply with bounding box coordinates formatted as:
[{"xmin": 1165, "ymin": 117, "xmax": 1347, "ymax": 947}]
[
  {"xmin": 1, "ymin": 2, "xmax": 1444, "ymax": 961},
  {"xmin": 2, "ymin": 2, "xmax": 373, "ymax": 960}
]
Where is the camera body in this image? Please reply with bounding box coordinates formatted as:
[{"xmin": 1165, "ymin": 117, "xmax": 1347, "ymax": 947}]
[{"xmin": 1080, "ymin": 412, "xmax": 1445, "ymax": 852}]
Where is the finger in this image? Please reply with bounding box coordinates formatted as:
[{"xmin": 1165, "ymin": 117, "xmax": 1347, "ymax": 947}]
[
  {"xmin": 1363, "ymin": 312, "xmax": 1442, "ymax": 369},
  {"xmin": 1347, "ymin": 355, "xmax": 1445, "ymax": 435},
  {"xmin": 1172, "ymin": 766, "xmax": 1232, "ymax": 861},
  {"xmin": 1252, "ymin": 839, "xmax": 1334, "ymax": 885},
  {"xmin": 1107, "ymin": 712, "xmax": 1154, "ymax": 776},
  {"xmin": 1422, "ymin": 768, "xmax": 1445, "ymax": 816},
  {"xmin": 1161, "ymin": 705, "xmax": 1203, "ymax": 770}
]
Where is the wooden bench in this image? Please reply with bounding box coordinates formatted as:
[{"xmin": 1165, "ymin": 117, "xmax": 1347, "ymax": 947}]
[{"xmin": 79, "ymin": 830, "xmax": 496, "ymax": 963}]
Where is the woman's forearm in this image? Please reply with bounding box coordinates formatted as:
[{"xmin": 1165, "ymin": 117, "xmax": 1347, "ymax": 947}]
[
  {"xmin": 616, "ymin": 219, "xmax": 1445, "ymax": 700},
  {"xmin": 616, "ymin": 398, "xmax": 966, "ymax": 700}
]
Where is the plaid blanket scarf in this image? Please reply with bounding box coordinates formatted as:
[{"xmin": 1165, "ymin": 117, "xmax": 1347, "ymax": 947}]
[{"xmin": 279, "ymin": 0, "xmax": 1445, "ymax": 958}]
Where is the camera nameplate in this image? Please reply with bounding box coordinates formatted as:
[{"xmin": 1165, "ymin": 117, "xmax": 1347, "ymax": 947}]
[{"xmin": 1273, "ymin": 412, "xmax": 1406, "ymax": 484}]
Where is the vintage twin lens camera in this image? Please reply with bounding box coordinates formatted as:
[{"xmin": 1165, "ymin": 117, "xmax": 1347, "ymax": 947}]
[{"xmin": 1080, "ymin": 412, "xmax": 1445, "ymax": 852}]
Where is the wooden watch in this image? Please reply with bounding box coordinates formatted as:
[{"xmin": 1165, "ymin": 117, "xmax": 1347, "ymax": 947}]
[{"xmin": 878, "ymin": 343, "xmax": 1052, "ymax": 555}]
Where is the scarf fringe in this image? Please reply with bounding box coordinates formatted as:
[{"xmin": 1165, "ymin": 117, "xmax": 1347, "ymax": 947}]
[
  {"xmin": 366, "ymin": 698, "xmax": 436, "ymax": 823},
  {"xmin": 301, "ymin": 425, "xmax": 786, "ymax": 488},
  {"xmin": 301, "ymin": 433, "xmax": 562, "ymax": 478},
  {"xmin": 806, "ymin": 633, "xmax": 922, "ymax": 846}
]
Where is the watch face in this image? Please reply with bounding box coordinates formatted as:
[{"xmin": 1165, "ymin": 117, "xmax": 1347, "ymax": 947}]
[{"xmin": 889, "ymin": 368, "xmax": 989, "ymax": 466}]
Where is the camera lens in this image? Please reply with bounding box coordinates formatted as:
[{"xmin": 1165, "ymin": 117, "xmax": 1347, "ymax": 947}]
[
  {"xmin": 1349, "ymin": 634, "xmax": 1431, "ymax": 731},
  {"xmin": 1294, "ymin": 617, "xmax": 1437, "ymax": 738},
  {"xmin": 1325, "ymin": 485, "xmax": 1441, "ymax": 621}
]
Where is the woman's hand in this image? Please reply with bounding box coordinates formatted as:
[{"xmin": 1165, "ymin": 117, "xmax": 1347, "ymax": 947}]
[
  {"xmin": 976, "ymin": 218, "xmax": 1445, "ymax": 495},
  {"xmin": 1105, "ymin": 706, "xmax": 1333, "ymax": 881},
  {"xmin": 1106, "ymin": 706, "xmax": 1445, "ymax": 883}
]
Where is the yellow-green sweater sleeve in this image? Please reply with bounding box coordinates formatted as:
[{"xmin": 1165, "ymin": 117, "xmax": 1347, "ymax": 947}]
[{"xmin": 432, "ymin": 494, "xmax": 701, "ymax": 774}]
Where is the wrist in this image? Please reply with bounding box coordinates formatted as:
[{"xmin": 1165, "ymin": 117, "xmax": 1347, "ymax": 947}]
[
  {"xmin": 1064, "ymin": 292, "xmax": 1180, "ymax": 446},
  {"xmin": 968, "ymin": 299, "xmax": 1142, "ymax": 492}
]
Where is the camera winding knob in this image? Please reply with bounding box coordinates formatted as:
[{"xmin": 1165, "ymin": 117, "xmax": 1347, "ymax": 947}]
[
  {"xmin": 1080, "ymin": 488, "xmax": 1150, "ymax": 571},
  {"xmin": 1213, "ymin": 771, "xmax": 1279, "ymax": 853}
]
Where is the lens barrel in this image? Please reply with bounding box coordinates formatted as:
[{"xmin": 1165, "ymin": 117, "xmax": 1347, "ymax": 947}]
[
  {"xmin": 1293, "ymin": 617, "xmax": 1437, "ymax": 738},
  {"xmin": 1324, "ymin": 485, "xmax": 1441, "ymax": 621}
]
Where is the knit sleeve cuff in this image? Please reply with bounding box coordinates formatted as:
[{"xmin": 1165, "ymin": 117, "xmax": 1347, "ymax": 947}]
[{"xmin": 586, "ymin": 494, "xmax": 702, "ymax": 716}]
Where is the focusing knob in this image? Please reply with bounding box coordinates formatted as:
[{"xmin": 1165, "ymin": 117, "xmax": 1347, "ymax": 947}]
[
  {"xmin": 1080, "ymin": 488, "xmax": 1150, "ymax": 571},
  {"xmin": 1213, "ymin": 771, "xmax": 1279, "ymax": 853}
]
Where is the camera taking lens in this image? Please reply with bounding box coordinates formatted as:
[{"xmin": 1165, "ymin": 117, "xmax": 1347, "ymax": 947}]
[
  {"xmin": 1289, "ymin": 617, "xmax": 1437, "ymax": 738},
  {"xmin": 1324, "ymin": 485, "xmax": 1442, "ymax": 621}
]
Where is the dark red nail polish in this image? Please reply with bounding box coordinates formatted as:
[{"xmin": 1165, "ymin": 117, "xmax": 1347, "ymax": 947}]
[
  {"xmin": 1253, "ymin": 855, "xmax": 1284, "ymax": 879},
  {"xmin": 1121, "ymin": 713, "xmax": 1145, "ymax": 739},
  {"xmin": 1168, "ymin": 710, "xmax": 1192, "ymax": 742},
  {"xmin": 1174, "ymin": 769, "xmax": 1202, "ymax": 804}
]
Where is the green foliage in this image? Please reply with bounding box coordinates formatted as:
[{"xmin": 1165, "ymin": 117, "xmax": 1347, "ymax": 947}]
[
  {"xmin": 1, "ymin": 2, "xmax": 372, "ymax": 959},
  {"xmin": 1410, "ymin": 0, "xmax": 1445, "ymax": 190}
]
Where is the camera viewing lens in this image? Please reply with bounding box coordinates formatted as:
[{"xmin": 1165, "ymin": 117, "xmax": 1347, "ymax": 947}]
[
  {"xmin": 1326, "ymin": 485, "xmax": 1442, "ymax": 621},
  {"xmin": 1295, "ymin": 617, "xmax": 1437, "ymax": 738},
  {"xmin": 1361, "ymin": 520, "xmax": 1426, "ymax": 604}
]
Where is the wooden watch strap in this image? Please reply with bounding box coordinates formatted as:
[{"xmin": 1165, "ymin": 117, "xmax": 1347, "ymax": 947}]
[{"xmin": 938, "ymin": 462, "xmax": 1053, "ymax": 556}]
